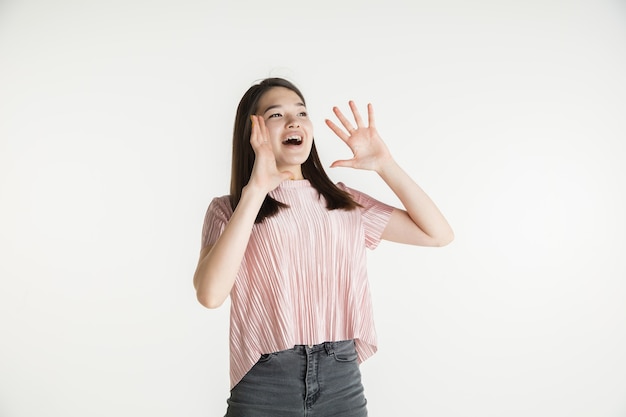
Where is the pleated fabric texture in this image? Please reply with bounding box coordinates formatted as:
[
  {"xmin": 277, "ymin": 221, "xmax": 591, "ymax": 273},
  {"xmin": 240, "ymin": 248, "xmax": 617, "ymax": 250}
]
[{"xmin": 201, "ymin": 180, "xmax": 393, "ymax": 389}]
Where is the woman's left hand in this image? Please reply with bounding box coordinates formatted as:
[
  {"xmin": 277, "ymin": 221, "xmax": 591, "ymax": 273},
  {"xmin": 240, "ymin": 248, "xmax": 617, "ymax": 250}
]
[{"xmin": 325, "ymin": 101, "xmax": 393, "ymax": 173}]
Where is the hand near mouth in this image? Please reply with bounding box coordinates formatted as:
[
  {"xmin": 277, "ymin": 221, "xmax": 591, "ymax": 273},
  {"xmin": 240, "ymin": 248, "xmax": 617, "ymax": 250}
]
[
  {"xmin": 249, "ymin": 115, "xmax": 294, "ymax": 192},
  {"xmin": 325, "ymin": 101, "xmax": 393, "ymax": 173}
]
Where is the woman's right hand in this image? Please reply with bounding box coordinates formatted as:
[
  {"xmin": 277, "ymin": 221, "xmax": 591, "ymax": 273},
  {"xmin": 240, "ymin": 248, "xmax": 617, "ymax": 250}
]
[
  {"xmin": 247, "ymin": 115, "xmax": 293, "ymax": 193},
  {"xmin": 194, "ymin": 115, "xmax": 294, "ymax": 309}
]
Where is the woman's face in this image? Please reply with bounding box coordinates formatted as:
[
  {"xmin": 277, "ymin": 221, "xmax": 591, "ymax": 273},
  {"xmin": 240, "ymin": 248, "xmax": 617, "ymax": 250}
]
[{"xmin": 255, "ymin": 87, "xmax": 314, "ymax": 178}]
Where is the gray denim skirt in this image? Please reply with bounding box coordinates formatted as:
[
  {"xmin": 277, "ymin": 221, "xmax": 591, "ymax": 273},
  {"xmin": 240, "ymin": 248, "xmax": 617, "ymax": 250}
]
[{"xmin": 224, "ymin": 340, "xmax": 368, "ymax": 417}]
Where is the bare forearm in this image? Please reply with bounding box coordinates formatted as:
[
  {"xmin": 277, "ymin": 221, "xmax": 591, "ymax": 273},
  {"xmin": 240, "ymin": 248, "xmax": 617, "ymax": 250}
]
[
  {"xmin": 378, "ymin": 158, "xmax": 454, "ymax": 246},
  {"xmin": 193, "ymin": 185, "xmax": 267, "ymax": 308}
]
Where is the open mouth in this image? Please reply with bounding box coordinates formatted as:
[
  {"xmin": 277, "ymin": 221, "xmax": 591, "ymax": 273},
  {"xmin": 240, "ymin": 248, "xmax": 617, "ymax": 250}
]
[{"xmin": 282, "ymin": 136, "xmax": 303, "ymax": 145}]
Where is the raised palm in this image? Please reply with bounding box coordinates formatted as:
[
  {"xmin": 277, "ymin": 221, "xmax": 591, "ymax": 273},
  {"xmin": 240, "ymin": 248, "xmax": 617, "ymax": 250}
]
[{"xmin": 325, "ymin": 101, "xmax": 392, "ymax": 173}]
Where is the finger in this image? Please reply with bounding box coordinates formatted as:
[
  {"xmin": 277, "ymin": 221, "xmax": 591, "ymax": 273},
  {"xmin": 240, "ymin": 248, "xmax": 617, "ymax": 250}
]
[
  {"xmin": 330, "ymin": 159, "xmax": 355, "ymax": 168},
  {"xmin": 367, "ymin": 103, "xmax": 376, "ymax": 128},
  {"xmin": 349, "ymin": 100, "xmax": 365, "ymax": 128},
  {"xmin": 332, "ymin": 106, "xmax": 357, "ymax": 134},
  {"xmin": 325, "ymin": 119, "xmax": 350, "ymax": 142},
  {"xmin": 250, "ymin": 115, "xmax": 259, "ymax": 145},
  {"xmin": 250, "ymin": 115, "xmax": 269, "ymax": 146},
  {"xmin": 257, "ymin": 115, "xmax": 269, "ymax": 141},
  {"xmin": 255, "ymin": 116, "xmax": 270, "ymax": 143}
]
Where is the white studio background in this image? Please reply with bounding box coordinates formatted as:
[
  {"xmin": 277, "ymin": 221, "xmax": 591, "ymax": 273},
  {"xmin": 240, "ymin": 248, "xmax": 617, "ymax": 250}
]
[{"xmin": 1, "ymin": 0, "xmax": 625, "ymax": 416}]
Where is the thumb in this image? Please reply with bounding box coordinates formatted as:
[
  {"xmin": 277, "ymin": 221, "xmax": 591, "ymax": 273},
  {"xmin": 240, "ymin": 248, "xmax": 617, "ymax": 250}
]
[{"xmin": 330, "ymin": 159, "xmax": 354, "ymax": 168}]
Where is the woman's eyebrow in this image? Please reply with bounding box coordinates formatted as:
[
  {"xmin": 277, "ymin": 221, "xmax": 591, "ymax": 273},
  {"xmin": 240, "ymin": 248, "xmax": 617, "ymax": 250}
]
[
  {"xmin": 261, "ymin": 102, "xmax": 306, "ymax": 115},
  {"xmin": 262, "ymin": 104, "xmax": 282, "ymax": 114}
]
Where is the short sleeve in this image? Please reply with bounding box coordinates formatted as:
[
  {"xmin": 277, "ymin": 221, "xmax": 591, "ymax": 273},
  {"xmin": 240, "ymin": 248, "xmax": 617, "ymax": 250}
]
[
  {"xmin": 338, "ymin": 182, "xmax": 394, "ymax": 249},
  {"xmin": 201, "ymin": 196, "xmax": 233, "ymax": 249}
]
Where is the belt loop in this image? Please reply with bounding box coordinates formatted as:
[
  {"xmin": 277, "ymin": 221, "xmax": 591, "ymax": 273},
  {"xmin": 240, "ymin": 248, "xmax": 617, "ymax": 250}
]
[{"xmin": 324, "ymin": 341, "xmax": 334, "ymax": 356}]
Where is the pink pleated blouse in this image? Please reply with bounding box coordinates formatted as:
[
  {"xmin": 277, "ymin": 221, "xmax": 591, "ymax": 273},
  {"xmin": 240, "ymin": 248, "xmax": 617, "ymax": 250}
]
[{"xmin": 201, "ymin": 180, "xmax": 394, "ymax": 389}]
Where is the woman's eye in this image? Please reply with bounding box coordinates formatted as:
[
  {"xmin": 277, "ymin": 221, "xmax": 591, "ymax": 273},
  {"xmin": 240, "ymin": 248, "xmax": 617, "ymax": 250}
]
[
  {"xmin": 268, "ymin": 113, "xmax": 282, "ymax": 118},
  {"xmin": 298, "ymin": 111, "xmax": 308, "ymax": 117}
]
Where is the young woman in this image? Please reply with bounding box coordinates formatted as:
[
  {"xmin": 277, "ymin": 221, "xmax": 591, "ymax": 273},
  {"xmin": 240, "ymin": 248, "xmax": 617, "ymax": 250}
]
[{"xmin": 193, "ymin": 77, "xmax": 453, "ymax": 416}]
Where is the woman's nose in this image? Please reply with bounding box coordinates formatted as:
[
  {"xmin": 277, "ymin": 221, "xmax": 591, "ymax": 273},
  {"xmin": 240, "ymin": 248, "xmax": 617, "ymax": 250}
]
[{"xmin": 286, "ymin": 116, "xmax": 300, "ymax": 128}]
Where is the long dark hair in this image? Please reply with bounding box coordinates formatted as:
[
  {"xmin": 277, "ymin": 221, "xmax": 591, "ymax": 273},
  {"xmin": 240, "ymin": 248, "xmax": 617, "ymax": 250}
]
[{"xmin": 230, "ymin": 77, "xmax": 360, "ymax": 223}]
